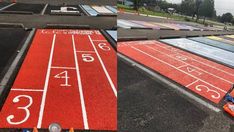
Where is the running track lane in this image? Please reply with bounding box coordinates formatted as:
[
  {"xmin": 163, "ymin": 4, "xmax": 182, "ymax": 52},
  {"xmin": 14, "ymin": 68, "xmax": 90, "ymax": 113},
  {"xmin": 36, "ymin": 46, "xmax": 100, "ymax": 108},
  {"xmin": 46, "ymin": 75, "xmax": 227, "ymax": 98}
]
[
  {"xmin": 118, "ymin": 40, "xmax": 234, "ymax": 104},
  {"xmin": 0, "ymin": 29, "xmax": 117, "ymax": 130}
]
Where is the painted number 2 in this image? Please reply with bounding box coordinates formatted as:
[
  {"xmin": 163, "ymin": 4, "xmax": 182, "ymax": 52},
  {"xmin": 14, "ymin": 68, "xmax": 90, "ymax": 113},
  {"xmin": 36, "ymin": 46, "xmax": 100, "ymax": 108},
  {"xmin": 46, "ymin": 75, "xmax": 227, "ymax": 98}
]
[
  {"xmin": 7, "ymin": 95, "xmax": 32, "ymax": 125},
  {"xmin": 54, "ymin": 71, "xmax": 71, "ymax": 87}
]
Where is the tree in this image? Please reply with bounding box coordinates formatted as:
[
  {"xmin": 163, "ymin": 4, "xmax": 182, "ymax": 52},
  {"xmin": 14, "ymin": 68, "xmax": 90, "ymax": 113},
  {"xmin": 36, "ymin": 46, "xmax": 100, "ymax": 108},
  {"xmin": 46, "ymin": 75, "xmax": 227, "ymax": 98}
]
[
  {"xmin": 212, "ymin": 10, "xmax": 216, "ymax": 18},
  {"xmin": 220, "ymin": 13, "xmax": 233, "ymax": 23},
  {"xmin": 194, "ymin": 0, "xmax": 202, "ymax": 21},
  {"xmin": 181, "ymin": 0, "xmax": 195, "ymax": 16},
  {"xmin": 198, "ymin": 0, "xmax": 215, "ymax": 23},
  {"xmin": 132, "ymin": 0, "xmax": 140, "ymax": 11},
  {"xmin": 158, "ymin": 0, "xmax": 170, "ymax": 11}
]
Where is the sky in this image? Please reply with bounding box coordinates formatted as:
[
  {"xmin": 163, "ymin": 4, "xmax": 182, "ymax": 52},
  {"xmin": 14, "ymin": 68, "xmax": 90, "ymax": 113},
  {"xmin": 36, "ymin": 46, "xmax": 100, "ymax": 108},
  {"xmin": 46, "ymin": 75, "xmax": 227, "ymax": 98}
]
[{"xmin": 166, "ymin": 0, "xmax": 234, "ymax": 16}]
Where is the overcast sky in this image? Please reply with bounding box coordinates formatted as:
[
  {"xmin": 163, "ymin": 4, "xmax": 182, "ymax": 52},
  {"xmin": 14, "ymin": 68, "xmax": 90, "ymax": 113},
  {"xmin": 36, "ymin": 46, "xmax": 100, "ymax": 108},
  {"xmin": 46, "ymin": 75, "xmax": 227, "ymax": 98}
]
[{"xmin": 166, "ymin": 0, "xmax": 234, "ymax": 15}]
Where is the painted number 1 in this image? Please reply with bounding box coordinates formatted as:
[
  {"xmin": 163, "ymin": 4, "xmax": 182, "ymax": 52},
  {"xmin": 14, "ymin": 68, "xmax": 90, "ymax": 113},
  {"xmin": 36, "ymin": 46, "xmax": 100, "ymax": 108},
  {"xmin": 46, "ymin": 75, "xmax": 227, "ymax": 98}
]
[{"xmin": 54, "ymin": 71, "xmax": 71, "ymax": 87}]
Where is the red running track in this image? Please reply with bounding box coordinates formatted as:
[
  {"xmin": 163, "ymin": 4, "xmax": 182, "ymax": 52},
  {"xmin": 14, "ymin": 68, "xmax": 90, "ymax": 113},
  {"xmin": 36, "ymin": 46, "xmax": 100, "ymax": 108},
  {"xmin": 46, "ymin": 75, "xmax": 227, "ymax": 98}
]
[
  {"xmin": 118, "ymin": 40, "xmax": 234, "ymax": 104},
  {"xmin": 0, "ymin": 29, "xmax": 117, "ymax": 130}
]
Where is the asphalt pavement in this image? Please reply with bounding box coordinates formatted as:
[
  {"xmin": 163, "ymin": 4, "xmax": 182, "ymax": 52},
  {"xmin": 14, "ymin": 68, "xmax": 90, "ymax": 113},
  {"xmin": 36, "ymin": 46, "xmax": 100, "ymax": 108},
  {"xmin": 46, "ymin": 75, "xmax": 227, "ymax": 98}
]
[
  {"xmin": 118, "ymin": 56, "xmax": 234, "ymax": 132},
  {"xmin": 0, "ymin": 2, "xmax": 116, "ymax": 29},
  {"xmin": 0, "ymin": 27, "xmax": 29, "ymax": 81}
]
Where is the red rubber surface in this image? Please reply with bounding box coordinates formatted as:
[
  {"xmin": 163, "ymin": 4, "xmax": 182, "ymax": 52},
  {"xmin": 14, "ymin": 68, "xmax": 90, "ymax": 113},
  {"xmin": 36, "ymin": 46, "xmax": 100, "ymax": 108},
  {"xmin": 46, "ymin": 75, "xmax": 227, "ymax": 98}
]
[
  {"xmin": 230, "ymin": 89, "xmax": 234, "ymax": 96},
  {"xmin": 118, "ymin": 40, "xmax": 234, "ymax": 104},
  {"xmin": 0, "ymin": 29, "xmax": 117, "ymax": 130}
]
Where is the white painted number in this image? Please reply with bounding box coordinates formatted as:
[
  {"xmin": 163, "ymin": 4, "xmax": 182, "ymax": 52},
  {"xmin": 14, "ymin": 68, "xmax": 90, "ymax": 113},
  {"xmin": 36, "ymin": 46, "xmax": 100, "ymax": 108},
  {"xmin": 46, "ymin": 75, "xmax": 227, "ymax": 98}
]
[
  {"xmin": 168, "ymin": 47, "xmax": 178, "ymax": 52},
  {"xmin": 98, "ymin": 43, "xmax": 110, "ymax": 51},
  {"xmin": 54, "ymin": 71, "xmax": 71, "ymax": 87},
  {"xmin": 186, "ymin": 67, "xmax": 202, "ymax": 75},
  {"xmin": 175, "ymin": 55, "xmax": 187, "ymax": 61},
  {"xmin": 7, "ymin": 95, "xmax": 32, "ymax": 125},
  {"xmin": 195, "ymin": 85, "xmax": 220, "ymax": 99},
  {"xmin": 82, "ymin": 54, "xmax": 94, "ymax": 62}
]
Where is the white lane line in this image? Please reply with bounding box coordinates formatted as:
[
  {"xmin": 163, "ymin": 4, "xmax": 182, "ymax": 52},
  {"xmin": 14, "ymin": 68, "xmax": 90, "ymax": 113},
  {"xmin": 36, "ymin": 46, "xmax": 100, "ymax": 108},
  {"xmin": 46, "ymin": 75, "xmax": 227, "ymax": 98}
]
[
  {"xmin": 72, "ymin": 35, "xmax": 89, "ymax": 129},
  {"xmin": 88, "ymin": 35, "xmax": 117, "ymax": 97},
  {"xmin": 76, "ymin": 51, "xmax": 95, "ymax": 53},
  {"xmin": 0, "ymin": 3, "xmax": 15, "ymax": 11},
  {"xmin": 51, "ymin": 66, "xmax": 76, "ymax": 70},
  {"xmin": 40, "ymin": 3, "xmax": 48, "ymax": 15},
  {"xmin": 186, "ymin": 80, "xmax": 199, "ymax": 87},
  {"xmin": 37, "ymin": 34, "xmax": 56, "ymax": 128},
  {"xmin": 154, "ymin": 43, "xmax": 234, "ymax": 77},
  {"xmin": 131, "ymin": 46, "xmax": 227, "ymax": 93},
  {"xmin": 118, "ymin": 53, "xmax": 221, "ymax": 112},
  {"xmin": 92, "ymin": 40, "xmax": 107, "ymax": 42},
  {"xmin": 145, "ymin": 45, "xmax": 233, "ymax": 84},
  {"xmin": 177, "ymin": 64, "xmax": 188, "ymax": 69},
  {"xmin": 11, "ymin": 88, "xmax": 44, "ymax": 92}
]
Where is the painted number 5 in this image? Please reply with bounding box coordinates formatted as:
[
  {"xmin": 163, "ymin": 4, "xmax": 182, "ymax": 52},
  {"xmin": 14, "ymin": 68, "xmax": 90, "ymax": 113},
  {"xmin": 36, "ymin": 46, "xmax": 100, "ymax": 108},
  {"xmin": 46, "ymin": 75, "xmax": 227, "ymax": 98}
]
[
  {"xmin": 7, "ymin": 95, "xmax": 32, "ymax": 125},
  {"xmin": 82, "ymin": 54, "xmax": 94, "ymax": 62},
  {"xmin": 98, "ymin": 43, "xmax": 110, "ymax": 51}
]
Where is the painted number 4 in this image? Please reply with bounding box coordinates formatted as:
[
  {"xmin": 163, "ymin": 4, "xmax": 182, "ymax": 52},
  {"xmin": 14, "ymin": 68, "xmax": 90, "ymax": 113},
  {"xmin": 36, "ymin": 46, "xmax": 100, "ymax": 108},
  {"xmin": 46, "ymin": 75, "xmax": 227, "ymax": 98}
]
[
  {"xmin": 187, "ymin": 67, "xmax": 202, "ymax": 75},
  {"xmin": 54, "ymin": 71, "xmax": 71, "ymax": 87}
]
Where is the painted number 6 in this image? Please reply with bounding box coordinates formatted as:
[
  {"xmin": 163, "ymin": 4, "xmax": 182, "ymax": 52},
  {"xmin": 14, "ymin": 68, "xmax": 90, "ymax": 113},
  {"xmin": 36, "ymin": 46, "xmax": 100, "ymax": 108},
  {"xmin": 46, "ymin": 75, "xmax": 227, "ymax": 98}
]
[
  {"xmin": 7, "ymin": 95, "xmax": 32, "ymax": 125},
  {"xmin": 98, "ymin": 43, "xmax": 110, "ymax": 51}
]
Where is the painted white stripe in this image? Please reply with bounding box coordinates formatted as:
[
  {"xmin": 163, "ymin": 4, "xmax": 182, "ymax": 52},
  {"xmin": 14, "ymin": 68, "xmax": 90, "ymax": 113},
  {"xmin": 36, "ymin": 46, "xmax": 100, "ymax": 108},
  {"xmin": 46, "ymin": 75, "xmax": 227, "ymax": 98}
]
[
  {"xmin": 76, "ymin": 51, "xmax": 95, "ymax": 53},
  {"xmin": 131, "ymin": 46, "xmax": 227, "ymax": 93},
  {"xmin": 177, "ymin": 64, "xmax": 188, "ymax": 69},
  {"xmin": 37, "ymin": 34, "xmax": 56, "ymax": 128},
  {"xmin": 88, "ymin": 35, "xmax": 117, "ymax": 97},
  {"xmin": 92, "ymin": 40, "xmax": 107, "ymax": 42},
  {"xmin": 51, "ymin": 66, "xmax": 76, "ymax": 70},
  {"xmin": 91, "ymin": 6, "xmax": 113, "ymax": 14},
  {"xmin": 118, "ymin": 53, "xmax": 221, "ymax": 112},
  {"xmin": 155, "ymin": 43, "xmax": 234, "ymax": 77},
  {"xmin": 11, "ymin": 88, "xmax": 44, "ymax": 92},
  {"xmin": 72, "ymin": 35, "xmax": 89, "ymax": 129},
  {"xmin": 0, "ymin": 3, "xmax": 15, "ymax": 11},
  {"xmin": 186, "ymin": 80, "xmax": 199, "ymax": 87},
  {"xmin": 146, "ymin": 45, "xmax": 233, "ymax": 84},
  {"xmin": 40, "ymin": 4, "xmax": 48, "ymax": 15}
]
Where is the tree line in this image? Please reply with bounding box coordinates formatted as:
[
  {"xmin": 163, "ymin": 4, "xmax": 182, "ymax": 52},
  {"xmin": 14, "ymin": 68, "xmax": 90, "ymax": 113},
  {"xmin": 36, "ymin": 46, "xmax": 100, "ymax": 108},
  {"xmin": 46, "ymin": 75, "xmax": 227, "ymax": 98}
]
[{"xmin": 130, "ymin": 0, "xmax": 234, "ymax": 24}]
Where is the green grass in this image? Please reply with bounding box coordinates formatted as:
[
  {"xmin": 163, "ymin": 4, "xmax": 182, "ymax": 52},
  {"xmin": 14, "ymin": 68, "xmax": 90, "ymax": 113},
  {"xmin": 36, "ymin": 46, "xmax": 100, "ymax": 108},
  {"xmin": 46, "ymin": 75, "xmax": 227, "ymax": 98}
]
[
  {"xmin": 117, "ymin": 4, "xmax": 228, "ymax": 27},
  {"xmin": 118, "ymin": 4, "xmax": 187, "ymax": 21},
  {"xmin": 117, "ymin": 4, "xmax": 133, "ymax": 10}
]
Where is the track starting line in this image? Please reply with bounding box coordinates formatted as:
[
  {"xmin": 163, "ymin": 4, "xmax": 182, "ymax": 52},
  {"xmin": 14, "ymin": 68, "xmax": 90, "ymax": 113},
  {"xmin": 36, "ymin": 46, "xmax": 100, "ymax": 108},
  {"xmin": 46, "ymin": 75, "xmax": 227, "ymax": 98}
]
[
  {"xmin": 0, "ymin": 29, "xmax": 117, "ymax": 130},
  {"xmin": 118, "ymin": 40, "xmax": 234, "ymax": 104}
]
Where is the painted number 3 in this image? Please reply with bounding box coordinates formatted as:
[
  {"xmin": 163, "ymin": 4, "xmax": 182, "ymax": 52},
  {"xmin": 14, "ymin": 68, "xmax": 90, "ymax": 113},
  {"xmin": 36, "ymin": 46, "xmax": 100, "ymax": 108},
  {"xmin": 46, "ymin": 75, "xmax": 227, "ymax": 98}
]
[
  {"xmin": 195, "ymin": 85, "xmax": 220, "ymax": 99},
  {"xmin": 7, "ymin": 95, "xmax": 32, "ymax": 125}
]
